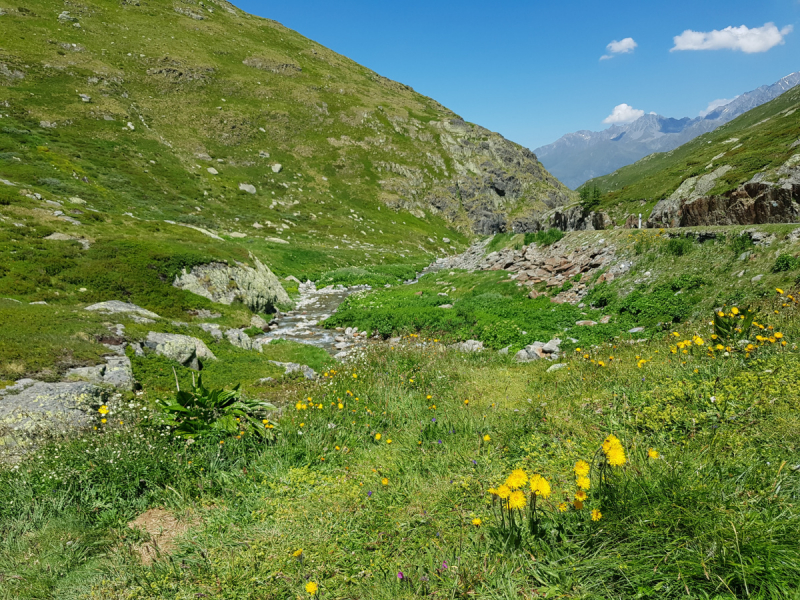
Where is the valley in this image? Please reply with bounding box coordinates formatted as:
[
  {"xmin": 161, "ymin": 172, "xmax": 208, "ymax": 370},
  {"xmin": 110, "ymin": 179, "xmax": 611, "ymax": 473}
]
[{"xmin": 1, "ymin": 1, "xmax": 799, "ymax": 599}]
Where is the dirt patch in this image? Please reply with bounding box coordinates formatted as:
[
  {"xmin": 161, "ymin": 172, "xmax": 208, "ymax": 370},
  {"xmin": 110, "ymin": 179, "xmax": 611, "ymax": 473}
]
[{"xmin": 128, "ymin": 508, "xmax": 195, "ymax": 565}]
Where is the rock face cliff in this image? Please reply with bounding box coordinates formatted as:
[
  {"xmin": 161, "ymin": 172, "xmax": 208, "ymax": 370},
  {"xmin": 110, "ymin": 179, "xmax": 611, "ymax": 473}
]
[{"xmin": 647, "ymin": 154, "xmax": 800, "ymax": 228}]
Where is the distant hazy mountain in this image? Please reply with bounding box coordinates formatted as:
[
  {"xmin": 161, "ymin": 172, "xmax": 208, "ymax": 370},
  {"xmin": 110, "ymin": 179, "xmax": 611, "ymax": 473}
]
[{"xmin": 534, "ymin": 72, "xmax": 800, "ymax": 189}]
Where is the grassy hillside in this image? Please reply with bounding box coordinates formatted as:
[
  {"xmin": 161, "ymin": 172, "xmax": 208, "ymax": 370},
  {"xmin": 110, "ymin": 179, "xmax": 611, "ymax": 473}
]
[
  {"xmin": 0, "ymin": 0, "xmax": 573, "ymax": 310},
  {"xmin": 582, "ymin": 85, "xmax": 800, "ymax": 223}
]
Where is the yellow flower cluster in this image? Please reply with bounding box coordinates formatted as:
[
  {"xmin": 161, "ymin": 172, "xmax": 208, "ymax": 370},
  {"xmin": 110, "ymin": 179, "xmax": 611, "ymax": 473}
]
[
  {"xmin": 602, "ymin": 434, "xmax": 626, "ymax": 467},
  {"xmin": 489, "ymin": 469, "xmax": 552, "ymax": 510}
]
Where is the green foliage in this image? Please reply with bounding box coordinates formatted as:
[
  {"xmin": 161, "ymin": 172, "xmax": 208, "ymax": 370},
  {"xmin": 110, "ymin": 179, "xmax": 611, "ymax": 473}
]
[
  {"xmin": 523, "ymin": 228, "xmax": 565, "ymax": 246},
  {"xmin": 578, "ymin": 185, "xmax": 602, "ymax": 210},
  {"xmin": 713, "ymin": 307, "xmax": 756, "ymax": 343},
  {"xmin": 663, "ymin": 236, "xmax": 694, "ymax": 257},
  {"xmin": 772, "ymin": 253, "xmax": 800, "ymax": 272},
  {"xmin": 155, "ymin": 375, "xmax": 277, "ymax": 440},
  {"xmin": 316, "ymin": 263, "xmax": 425, "ymax": 288},
  {"xmin": 729, "ymin": 232, "xmax": 755, "ymax": 254}
]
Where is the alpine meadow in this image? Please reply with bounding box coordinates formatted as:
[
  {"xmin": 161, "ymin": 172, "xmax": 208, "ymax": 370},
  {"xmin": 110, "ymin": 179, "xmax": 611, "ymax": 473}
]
[{"xmin": 0, "ymin": 1, "xmax": 799, "ymax": 599}]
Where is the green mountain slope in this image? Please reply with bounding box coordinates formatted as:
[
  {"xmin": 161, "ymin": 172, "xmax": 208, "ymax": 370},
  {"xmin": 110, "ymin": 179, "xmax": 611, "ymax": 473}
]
[
  {"xmin": 582, "ymin": 84, "xmax": 800, "ymax": 223},
  {"xmin": 0, "ymin": 0, "xmax": 572, "ymax": 310}
]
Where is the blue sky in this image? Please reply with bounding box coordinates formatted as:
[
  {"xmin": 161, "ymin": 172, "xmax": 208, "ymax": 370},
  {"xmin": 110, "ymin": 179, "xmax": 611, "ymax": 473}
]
[{"xmin": 236, "ymin": 0, "xmax": 799, "ymax": 150}]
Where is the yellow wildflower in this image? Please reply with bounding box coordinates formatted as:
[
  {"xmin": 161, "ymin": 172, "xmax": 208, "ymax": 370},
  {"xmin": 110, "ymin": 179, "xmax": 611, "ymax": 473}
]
[
  {"xmin": 574, "ymin": 499, "xmax": 584, "ymax": 510},
  {"xmin": 506, "ymin": 469, "xmax": 529, "ymax": 490},
  {"xmin": 591, "ymin": 509, "xmax": 603, "ymax": 521},
  {"xmin": 777, "ymin": 288, "xmax": 784, "ymax": 295},
  {"xmin": 557, "ymin": 502, "xmax": 568, "ymax": 513},
  {"xmin": 731, "ymin": 307, "xmax": 739, "ymax": 315},
  {"xmin": 472, "ymin": 518, "xmax": 482, "ymax": 526},
  {"xmin": 305, "ymin": 582, "xmax": 318, "ymax": 595},
  {"xmin": 508, "ymin": 490, "xmax": 527, "ymax": 510},
  {"xmin": 574, "ymin": 460, "xmax": 590, "ymax": 477},
  {"xmin": 529, "ymin": 474, "xmax": 551, "ymax": 499},
  {"xmin": 374, "ymin": 433, "xmax": 381, "ymax": 441},
  {"xmin": 648, "ymin": 448, "xmax": 659, "ymax": 459},
  {"xmin": 98, "ymin": 405, "xmax": 109, "ymax": 415},
  {"xmin": 293, "ymin": 549, "xmax": 303, "ymax": 557},
  {"xmin": 381, "ymin": 477, "xmax": 389, "ymax": 486},
  {"xmin": 775, "ymin": 332, "xmax": 784, "ymax": 339},
  {"xmin": 602, "ymin": 434, "xmax": 626, "ymax": 467},
  {"xmin": 575, "ymin": 489, "xmax": 588, "ymax": 501},
  {"xmin": 576, "ymin": 476, "xmax": 591, "ymax": 490},
  {"xmin": 483, "ymin": 434, "xmax": 491, "ymax": 442},
  {"xmin": 496, "ymin": 484, "xmax": 511, "ymax": 499}
]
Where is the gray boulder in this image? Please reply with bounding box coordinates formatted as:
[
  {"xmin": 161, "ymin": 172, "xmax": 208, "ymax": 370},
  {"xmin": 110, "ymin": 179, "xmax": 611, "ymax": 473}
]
[
  {"xmin": 85, "ymin": 300, "xmax": 160, "ymax": 322},
  {"xmin": 268, "ymin": 361, "xmax": 317, "ymax": 380},
  {"xmin": 450, "ymin": 340, "xmax": 484, "ymax": 353},
  {"xmin": 198, "ymin": 323, "xmax": 224, "ymax": 340},
  {"xmin": 547, "ymin": 363, "xmax": 568, "ymax": 373},
  {"xmin": 0, "ymin": 380, "xmax": 106, "ymax": 448},
  {"xmin": 144, "ymin": 332, "xmax": 217, "ymax": 370},
  {"xmin": 225, "ymin": 328, "xmax": 253, "ymax": 350},
  {"xmin": 542, "ymin": 338, "xmax": 562, "ymax": 354},
  {"xmin": 515, "ymin": 349, "xmax": 539, "ymax": 363},
  {"xmin": 238, "ymin": 183, "xmax": 257, "ymax": 194},
  {"xmin": 65, "ymin": 356, "xmax": 134, "ymax": 391},
  {"xmin": 173, "ymin": 253, "xmax": 292, "ymax": 313}
]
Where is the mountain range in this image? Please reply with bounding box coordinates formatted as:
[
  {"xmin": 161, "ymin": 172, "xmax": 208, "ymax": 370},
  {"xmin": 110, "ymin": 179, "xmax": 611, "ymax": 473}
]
[{"xmin": 534, "ymin": 72, "xmax": 800, "ymax": 189}]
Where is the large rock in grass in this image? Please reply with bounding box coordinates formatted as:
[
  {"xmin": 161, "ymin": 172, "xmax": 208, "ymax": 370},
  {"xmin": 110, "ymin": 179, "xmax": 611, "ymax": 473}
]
[
  {"xmin": 144, "ymin": 332, "xmax": 217, "ymax": 370},
  {"xmin": 173, "ymin": 254, "xmax": 292, "ymax": 313},
  {"xmin": 85, "ymin": 300, "xmax": 161, "ymax": 323},
  {"xmin": 450, "ymin": 340, "xmax": 484, "ymax": 353},
  {"xmin": 66, "ymin": 356, "xmax": 135, "ymax": 391},
  {"xmin": 0, "ymin": 379, "xmax": 107, "ymax": 449}
]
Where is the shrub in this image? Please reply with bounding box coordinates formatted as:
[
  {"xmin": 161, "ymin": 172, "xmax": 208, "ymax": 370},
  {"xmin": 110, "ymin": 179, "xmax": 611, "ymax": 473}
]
[
  {"xmin": 729, "ymin": 232, "xmax": 754, "ymax": 254},
  {"xmin": 155, "ymin": 374, "xmax": 277, "ymax": 440},
  {"xmin": 772, "ymin": 253, "xmax": 800, "ymax": 272},
  {"xmin": 663, "ymin": 237, "xmax": 694, "ymax": 257}
]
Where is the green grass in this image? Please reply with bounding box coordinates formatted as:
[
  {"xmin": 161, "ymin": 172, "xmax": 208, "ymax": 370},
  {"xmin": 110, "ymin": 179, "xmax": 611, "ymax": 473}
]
[
  {"xmin": 1, "ymin": 288, "xmax": 799, "ymax": 599},
  {"xmin": 581, "ymin": 86, "xmax": 800, "ymax": 223}
]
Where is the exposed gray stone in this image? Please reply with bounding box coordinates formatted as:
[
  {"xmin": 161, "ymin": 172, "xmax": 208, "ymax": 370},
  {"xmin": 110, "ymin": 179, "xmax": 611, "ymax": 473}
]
[
  {"xmin": 250, "ymin": 314, "xmax": 268, "ymax": 329},
  {"xmin": 751, "ymin": 274, "xmax": 763, "ymax": 283},
  {"xmin": 225, "ymin": 328, "xmax": 253, "ymax": 350},
  {"xmin": 173, "ymin": 254, "xmax": 291, "ymax": 313},
  {"xmin": 238, "ymin": 183, "xmax": 257, "ymax": 194},
  {"xmin": 0, "ymin": 380, "xmax": 106, "ymax": 448},
  {"xmin": 268, "ymin": 361, "xmax": 316, "ymax": 380},
  {"xmin": 547, "ymin": 363, "xmax": 567, "ymax": 372},
  {"xmin": 542, "ymin": 338, "xmax": 561, "ymax": 354},
  {"xmin": 628, "ymin": 327, "xmax": 645, "ymax": 334},
  {"xmin": 85, "ymin": 300, "xmax": 161, "ymax": 320},
  {"xmin": 450, "ymin": 340, "xmax": 484, "ymax": 353},
  {"xmin": 144, "ymin": 332, "xmax": 217, "ymax": 370}
]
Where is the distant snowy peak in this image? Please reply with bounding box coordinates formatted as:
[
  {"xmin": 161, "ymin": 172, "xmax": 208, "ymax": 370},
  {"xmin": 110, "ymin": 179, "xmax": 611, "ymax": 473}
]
[{"xmin": 535, "ymin": 71, "xmax": 800, "ymax": 189}]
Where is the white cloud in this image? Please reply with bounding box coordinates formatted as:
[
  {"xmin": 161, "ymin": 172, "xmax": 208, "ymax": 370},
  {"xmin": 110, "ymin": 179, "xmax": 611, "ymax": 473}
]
[
  {"xmin": 699, "ymin": 96, "xmax": 739, "ymax": 116},
  {"xmin": 603, "ymin": 103, "xmax": 645, "ymax": 124},
  {"xmin": 600, "ymin": 37, "xmax": 637, "ymax": 60},
  {"xmin": 671, "ymin": 23, "xmax": 793, "ymax": 54}
]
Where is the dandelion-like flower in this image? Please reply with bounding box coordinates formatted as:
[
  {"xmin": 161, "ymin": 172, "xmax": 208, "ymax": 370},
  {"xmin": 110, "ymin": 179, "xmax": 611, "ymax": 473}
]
[
  {"xmin": 293, "ymin": 549, "xmax": 303, "ymax": 557},
  {"xmin": 602, "ymin": 434, "xmax": 626, "ymax": 467},
  {"xmin": 472, "ymin": 518, "xmax": 482, "ymax": 526},
  {"xmin": 575, "ymin": 489, "xmax": 587, "ymax": 501},
  {"xmin": 591, "ymin": 509, "xmax": 602, "ymax": 521},
  {"xmin": 374, "ymin": 433, "xmax": 381, "ymax": 441},
  {"xmin": 573, "ymin": 499, "xmax": 584, "ymax": 510},
  {"xmin": 505, "ymin": 469, "xmax": 528, "ymax": 490},
  {"xmin": 529, "ymin": 474, "xmax": 551, "ymax": 499},
  {"xmin": 508, "ymin": 490, "xmax": 527, "ymax": 510},
  {"xmin": 483, "ymin": 434, "xmax": 491, "ymax": 442},
  {"xmin": 496, "ymin": 484, "xmax": 511, "ymax": 499},
  {"xmin": 98, "ymin": 405, "xmax": 109, "ymax": 415},
  {"xmin": 381, "ymin": 477, "xmax": 389, "ymax": 486},
  {"xmin": 305, "ymin": 581, "xmax": 318, "ymax": 595},
  {"xmin": 557, "ymin": 502, "xmax": 568, "ymax": 513},
  {"xmin": 648, "ymin": 448, "xmax": 659, "ymax": 459},
  {"xmin": 777, "ymin": 288, "xmax": 784, "ymax": 295},
  {"xmin": 574, "ymin": 460, "xmax": 590, "ymax": 477},
  {"xmin": 576, "ymin": 476, "xmax": 591, "ymax": 490}
]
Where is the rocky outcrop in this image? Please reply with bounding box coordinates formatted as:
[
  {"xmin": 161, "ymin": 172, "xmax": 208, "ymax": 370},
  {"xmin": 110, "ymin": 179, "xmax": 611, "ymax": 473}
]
[
  {"xmin": 0, "ymin": 380, "xmax": 107, "ymax": 449},
  {"xmin": 268, "ymin": 361, "xmax": 317, "ymax": 380},
  {"xmin": 511, "ymin": 204, "xmax": 612, "ymax": 233},
  {"xmin": 66, "ymin": 356, "xmax": 134, "ymax": 391},
  {"xmin": 378, "ymin": 117, "xmax": 577, "ymax": 234},
  {"xmin": 173, "ymin": 254, "xmax": 292, "ymax": 313},
  {"xmin": 648, "ymin": 182, "xmax": 800, "ymax": 228},
  {"xmin": 85, "ymin": 301, "xmax": 161, "ymax": 323},
  {"xmin": 144, "ymin": 332, "xmax": 217, "ymax": 370}
]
